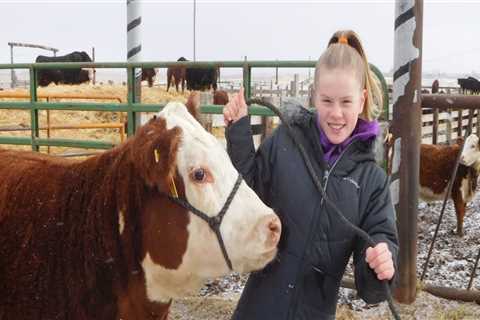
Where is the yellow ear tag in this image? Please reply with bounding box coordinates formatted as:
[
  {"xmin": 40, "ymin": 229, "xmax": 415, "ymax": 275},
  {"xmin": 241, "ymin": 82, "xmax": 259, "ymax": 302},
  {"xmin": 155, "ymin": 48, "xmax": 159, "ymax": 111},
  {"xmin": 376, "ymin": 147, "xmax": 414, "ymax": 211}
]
[
  {"xmin": 154, "ymin": 149, "xmax": 160, "ymax": 163},
  {"xmin": 170, "ymin": 176, "xmax": 179, "ymax": 198}
]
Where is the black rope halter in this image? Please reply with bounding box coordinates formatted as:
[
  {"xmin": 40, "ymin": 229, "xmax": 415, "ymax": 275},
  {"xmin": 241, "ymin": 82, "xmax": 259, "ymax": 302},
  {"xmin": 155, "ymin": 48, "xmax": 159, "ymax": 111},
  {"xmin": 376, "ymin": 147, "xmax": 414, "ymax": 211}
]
[
  {"xmin": 163, "ymin": 173, "xmax": 243, "ymax": 271},
  {"xmin": 245, "ymin": 98, "xmax": 401, "ymax": 320}
]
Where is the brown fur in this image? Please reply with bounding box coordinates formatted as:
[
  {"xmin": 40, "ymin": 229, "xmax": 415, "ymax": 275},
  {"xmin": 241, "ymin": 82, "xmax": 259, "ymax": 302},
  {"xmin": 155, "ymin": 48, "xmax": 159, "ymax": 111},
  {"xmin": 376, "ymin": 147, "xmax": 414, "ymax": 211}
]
[
  {"xmin": 213, "ymin": 90, "xmax": 229, "ymax": 105},
  {"xmin": 0, "ymin": 117, "xmax": 189, "ymax": 319},
  {"xmin": 142, "ymin": 68, "xmax": 157, "ymax": 88},
  {"xmin": 166, "ymin": 58, "xmax": 187, "ymax": 93},
  {"xmin": 185, "ymin": 91, "xmax": 201, "ymax": 120},
  {"xmin": 420, "ymin": 142, "xmax": 479, "ymax": 236}
]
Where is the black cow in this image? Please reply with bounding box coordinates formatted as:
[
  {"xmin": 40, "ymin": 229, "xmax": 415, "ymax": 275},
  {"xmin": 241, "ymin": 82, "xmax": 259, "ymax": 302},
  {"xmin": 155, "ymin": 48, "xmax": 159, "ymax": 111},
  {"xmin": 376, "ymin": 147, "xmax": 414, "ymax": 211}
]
[
  {"xmin": 185, "ymin": 65, "xmax": 219, "ymax": 91},
  {"xmin": 458, "ymin": 77, "xmax": 480, "ymax": 95},
  {"xmin": 35, "ymin": 51, "xmax": 92, "ymax": 87},
  {"xmin": 141, "ymin": 68, "xmax": 157, "ymax": 87},
  {"xmin": 167, "ymin": 57, "xmax": 187, "ymax": 93}
]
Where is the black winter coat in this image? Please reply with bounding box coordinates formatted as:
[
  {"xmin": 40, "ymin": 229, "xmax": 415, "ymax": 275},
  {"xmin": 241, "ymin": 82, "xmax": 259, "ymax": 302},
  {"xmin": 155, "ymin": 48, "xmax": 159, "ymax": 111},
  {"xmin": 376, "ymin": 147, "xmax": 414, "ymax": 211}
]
[{"xmin": 226, "ymin": 106, "xmax": 399, "ymax": 320}]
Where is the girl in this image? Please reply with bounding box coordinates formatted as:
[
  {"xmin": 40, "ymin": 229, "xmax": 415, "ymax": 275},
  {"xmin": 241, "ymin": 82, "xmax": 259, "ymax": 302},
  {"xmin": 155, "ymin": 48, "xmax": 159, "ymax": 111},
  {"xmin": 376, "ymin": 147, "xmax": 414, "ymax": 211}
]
[{"xmin": 223, "ymin": 30, "xmax": 398, "ymax": 320}]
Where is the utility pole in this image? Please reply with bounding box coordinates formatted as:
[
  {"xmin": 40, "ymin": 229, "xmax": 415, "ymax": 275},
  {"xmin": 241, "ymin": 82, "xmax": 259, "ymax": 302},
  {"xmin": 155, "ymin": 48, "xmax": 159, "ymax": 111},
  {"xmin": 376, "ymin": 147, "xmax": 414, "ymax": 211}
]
[{"xmin": 193, "ymin": 0, "xmax": 197, "ymax": 61}]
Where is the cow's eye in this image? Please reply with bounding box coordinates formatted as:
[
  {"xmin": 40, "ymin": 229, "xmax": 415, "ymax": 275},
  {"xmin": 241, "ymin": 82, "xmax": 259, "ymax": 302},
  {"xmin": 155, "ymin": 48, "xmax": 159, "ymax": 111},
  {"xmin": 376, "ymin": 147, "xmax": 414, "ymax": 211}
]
[{"xmin": 192, "ymin": 168, "xmax": 206, "ymax": 182}]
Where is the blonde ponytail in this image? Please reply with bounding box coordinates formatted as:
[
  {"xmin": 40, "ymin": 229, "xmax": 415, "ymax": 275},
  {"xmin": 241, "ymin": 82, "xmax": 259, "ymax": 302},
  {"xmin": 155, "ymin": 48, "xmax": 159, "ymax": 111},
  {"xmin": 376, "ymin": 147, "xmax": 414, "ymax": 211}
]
[{"xmin": 314, "ymin": 30, "xmax": 382, "ymax": 121}]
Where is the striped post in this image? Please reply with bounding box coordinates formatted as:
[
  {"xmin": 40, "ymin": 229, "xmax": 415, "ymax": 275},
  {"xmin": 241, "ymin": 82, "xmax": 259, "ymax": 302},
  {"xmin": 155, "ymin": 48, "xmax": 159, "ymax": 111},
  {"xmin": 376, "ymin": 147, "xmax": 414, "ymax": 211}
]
[
  {"xmin": 391, "ymin": 0, "xmax": 423, "ymax": 304},
  {"xmin": 127, "ymin": 0, "xmax": 142, "ymax": 129}
]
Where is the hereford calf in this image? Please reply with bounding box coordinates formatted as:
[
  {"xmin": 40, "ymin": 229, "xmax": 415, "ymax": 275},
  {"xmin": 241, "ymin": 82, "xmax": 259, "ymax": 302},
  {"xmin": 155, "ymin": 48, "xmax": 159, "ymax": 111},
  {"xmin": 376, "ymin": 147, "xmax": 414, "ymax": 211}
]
[
  {"xmin": 0, "ymin": 98, "xmax": 281, "ymax": 319},
  {"xmin": 419, "ymin": 134, "xmax": 480, "ymax": 236}
]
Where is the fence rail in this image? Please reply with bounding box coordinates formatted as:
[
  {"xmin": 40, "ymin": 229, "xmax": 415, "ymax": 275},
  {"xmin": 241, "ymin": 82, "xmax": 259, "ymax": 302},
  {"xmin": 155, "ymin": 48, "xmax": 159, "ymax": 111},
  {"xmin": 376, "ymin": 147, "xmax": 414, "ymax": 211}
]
[{"xmin": 0, "ymin": 60, "xmax": 387, "ymax": 151}]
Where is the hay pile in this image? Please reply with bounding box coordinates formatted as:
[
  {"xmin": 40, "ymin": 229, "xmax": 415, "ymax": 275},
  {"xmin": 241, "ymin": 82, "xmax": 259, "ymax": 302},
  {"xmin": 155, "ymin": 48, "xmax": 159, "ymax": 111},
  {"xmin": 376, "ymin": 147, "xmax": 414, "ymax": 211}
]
[{"xmin": 0, "ymin": 84, "xmax": 189, "ymax": 154}]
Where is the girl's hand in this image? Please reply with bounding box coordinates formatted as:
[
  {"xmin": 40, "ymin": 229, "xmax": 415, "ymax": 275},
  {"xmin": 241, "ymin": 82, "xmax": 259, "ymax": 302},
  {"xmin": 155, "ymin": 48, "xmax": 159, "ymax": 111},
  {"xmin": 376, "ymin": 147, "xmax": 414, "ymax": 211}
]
[
  {"xmin": 365, "ymin": 242, "xmax": 395, "ymax": 281},
  {"xmin": 223, "ymin": 87, "xmax": 248, "ymax": 125}
]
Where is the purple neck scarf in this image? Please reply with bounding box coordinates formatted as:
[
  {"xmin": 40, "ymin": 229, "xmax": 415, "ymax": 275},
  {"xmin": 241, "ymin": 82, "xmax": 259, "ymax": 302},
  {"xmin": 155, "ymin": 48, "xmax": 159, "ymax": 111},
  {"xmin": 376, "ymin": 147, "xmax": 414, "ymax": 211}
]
[{"xmin": 317, "ymin": 116, "xmax": 379, "ymax": 166}]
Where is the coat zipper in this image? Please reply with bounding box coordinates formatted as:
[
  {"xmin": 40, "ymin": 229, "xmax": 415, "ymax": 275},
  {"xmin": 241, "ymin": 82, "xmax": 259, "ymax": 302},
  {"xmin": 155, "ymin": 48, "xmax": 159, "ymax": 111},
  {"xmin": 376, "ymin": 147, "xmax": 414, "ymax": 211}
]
[
  {"xmin": 289, "ymin": 139, "xmax": 358, "ymax": 318},
  {"xmin": 320, "ymin": 140, "xmax": 357, "ymax": 205}
]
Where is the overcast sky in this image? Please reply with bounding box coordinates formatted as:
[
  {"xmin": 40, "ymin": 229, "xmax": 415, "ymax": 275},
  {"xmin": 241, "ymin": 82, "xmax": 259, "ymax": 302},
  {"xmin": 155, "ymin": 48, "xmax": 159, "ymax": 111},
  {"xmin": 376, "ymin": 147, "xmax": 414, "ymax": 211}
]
[{"xmin": 0, "ymin": 0, "xmax": 479, "ymax": 76}]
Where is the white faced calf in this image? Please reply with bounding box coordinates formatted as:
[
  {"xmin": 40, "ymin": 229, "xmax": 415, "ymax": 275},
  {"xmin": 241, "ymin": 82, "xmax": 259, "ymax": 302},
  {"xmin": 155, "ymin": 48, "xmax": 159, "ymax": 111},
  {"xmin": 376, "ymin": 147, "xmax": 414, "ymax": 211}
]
[
  {"xmin": 419, "ymin": 134, "xmax": 480, "ymax": 236},
  {"xmin": 141, "ymin": 102, "xmax": 282, "ymax": 302}
]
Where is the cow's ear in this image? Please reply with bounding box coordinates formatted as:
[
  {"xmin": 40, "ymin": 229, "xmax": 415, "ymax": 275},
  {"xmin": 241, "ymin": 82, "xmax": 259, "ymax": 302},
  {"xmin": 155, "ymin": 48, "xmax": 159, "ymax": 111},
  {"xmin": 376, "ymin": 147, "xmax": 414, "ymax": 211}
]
[
  {"xmin": 185, "ymin": 91, "xmax": 201, "ymax": 121},
  {"xmin": 131, "ymin": 118, "xmax": 182, "ymax": 188},
  {"xmin": 456, "ymin": 137, "xmax": 465, "ymax": 146}
]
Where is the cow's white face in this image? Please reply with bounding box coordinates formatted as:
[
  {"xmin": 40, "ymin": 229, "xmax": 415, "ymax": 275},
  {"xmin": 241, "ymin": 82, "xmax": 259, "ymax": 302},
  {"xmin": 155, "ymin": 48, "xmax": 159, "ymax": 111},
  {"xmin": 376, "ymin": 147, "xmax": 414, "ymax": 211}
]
[
  {"xmin": 141, "ymin": 102, "xmax": 281, "ymax": 302},
  {"xmin": 460, "ymin": 134, "xmax": 480, "ymax": 168}
]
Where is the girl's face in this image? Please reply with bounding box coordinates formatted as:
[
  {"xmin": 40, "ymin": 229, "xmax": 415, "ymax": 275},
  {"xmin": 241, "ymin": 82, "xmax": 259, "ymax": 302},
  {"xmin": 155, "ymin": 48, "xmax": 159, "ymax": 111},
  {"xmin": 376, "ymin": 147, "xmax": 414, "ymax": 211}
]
[{"xmin": 313, "ymin": 67, "xmax": 366, "ymax": 145}]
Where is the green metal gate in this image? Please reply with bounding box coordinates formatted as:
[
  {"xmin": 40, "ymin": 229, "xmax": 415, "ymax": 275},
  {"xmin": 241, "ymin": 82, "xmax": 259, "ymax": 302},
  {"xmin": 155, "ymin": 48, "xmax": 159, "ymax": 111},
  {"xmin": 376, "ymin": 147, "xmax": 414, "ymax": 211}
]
[{"xmin": 0, "ymin": 60, "xmax": 388, "ymax": 151}]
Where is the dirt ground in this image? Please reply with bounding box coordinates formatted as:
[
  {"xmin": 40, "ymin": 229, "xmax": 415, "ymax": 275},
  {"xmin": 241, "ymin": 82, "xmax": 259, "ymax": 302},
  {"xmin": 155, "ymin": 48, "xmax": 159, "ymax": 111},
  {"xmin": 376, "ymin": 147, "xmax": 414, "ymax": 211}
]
[{"xmin": 168, "ymin": 290, "xmax": 480, "ymax": 320}]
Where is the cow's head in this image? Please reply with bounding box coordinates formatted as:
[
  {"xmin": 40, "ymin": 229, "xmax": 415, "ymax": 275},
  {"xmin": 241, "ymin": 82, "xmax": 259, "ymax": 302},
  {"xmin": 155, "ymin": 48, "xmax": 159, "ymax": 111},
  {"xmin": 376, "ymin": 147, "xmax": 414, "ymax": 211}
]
[
  {"xmin": 127, "ymin": 96, "xmax": 281, "ymax": 302},
  {"xmin": 78, "ymin": 69, "xmax": 90, "ymax": 84},
  {"xmin": 460, "ymin": 134, "xmax": 480, "ymax": 169}
]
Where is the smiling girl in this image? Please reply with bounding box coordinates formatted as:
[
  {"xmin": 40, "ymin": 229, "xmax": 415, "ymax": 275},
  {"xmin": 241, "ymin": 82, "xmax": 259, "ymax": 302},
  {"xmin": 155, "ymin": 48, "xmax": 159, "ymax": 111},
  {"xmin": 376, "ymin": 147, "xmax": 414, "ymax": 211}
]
[{"xmin": 224, "ymin": 30, "xmax": 398, "ymax": 320}]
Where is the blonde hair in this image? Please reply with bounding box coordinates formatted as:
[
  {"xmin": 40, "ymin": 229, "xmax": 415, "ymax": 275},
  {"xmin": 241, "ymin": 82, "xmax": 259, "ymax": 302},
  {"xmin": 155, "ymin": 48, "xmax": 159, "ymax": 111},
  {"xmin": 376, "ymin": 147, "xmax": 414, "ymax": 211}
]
[{"xmin": 313, "ymin": 30, "xmax": 382, "ymax": 121}]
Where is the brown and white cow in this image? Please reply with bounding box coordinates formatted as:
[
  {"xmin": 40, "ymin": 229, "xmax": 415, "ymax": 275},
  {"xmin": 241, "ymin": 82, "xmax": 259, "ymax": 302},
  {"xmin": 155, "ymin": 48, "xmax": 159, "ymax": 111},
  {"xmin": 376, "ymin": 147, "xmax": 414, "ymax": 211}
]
[
  {"xmin": 419, "ymin": 134, "xmax": 480, "ymax": 236},
  {"xmin": 213, "ymin": 90, "xmax": 229, "ymax": 105},
  {"xmin": 0, "ymin": 99, "xmax": 281, "ymax": 319}
]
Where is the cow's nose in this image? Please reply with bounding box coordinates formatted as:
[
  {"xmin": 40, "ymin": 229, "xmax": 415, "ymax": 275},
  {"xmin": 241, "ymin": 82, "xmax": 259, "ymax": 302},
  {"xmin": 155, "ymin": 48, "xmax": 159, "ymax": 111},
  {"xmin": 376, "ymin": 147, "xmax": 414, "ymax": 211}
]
[{"xmin": 261, "ymin": 214, "xmax": 281, "ymax": 249}]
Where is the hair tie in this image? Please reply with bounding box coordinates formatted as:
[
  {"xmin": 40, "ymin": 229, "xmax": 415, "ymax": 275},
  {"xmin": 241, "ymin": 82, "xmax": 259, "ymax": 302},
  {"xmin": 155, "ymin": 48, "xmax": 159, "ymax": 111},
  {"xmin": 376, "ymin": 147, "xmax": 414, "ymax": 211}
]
[{"xmin": 338, "ymin": 35, "xmax": 348, "ymax": 44}]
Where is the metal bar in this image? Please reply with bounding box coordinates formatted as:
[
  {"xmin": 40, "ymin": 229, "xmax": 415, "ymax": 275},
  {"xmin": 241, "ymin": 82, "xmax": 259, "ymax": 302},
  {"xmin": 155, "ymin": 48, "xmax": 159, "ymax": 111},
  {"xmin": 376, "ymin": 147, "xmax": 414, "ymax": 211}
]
[
  {"xmin": 0, "ymin": 101, "xmax": 283, "ymax": 117},
  {"xmin": 243, "ymin": 60, "xmax": 251, "ymax": 99},
  {"xmin": 422, "ymin": 94, "xmax": 480, "ymax": 110},
  {"xmin": 0, "ymin": 92, "xmax": 122, "ymax": 102},
  {"xmin": 0, "ymin": 101, "xmax": 147, "ymax": 112},
  {"xmin": 35, "ymin": 138, "xmax": 114, "ymax": 149},
  {"xmin": 391, "ymin": 0, "xmax": 423, "ymax": 304},
  {"xmin": 29, "ymin": 67, "xmax": 39, "ymax": 151},
  {"xmin": 7, "ymin": 42, "xmax": 59, "ymax": 53},
  {"xmin": 0, "ymin": 137, "xmax": 112, "ymax": 150},
  {"xmin": 47, "ymin": 100, "xmax": 51, "ymax": 153},
  {"xmin": 423, "ymin": 284, "xmax": 480, "ymax": 303},
  {"xmin": 10, "ymin": 44, "xmax": 15, "ymax": 89},
  {"xmin": 0, "ymin": 137, "xmax": 32, "ymax": 145},
  {"xmin": 0, "ymin": 60, "xmax": 320, "ymax": 70},
  {"xmin": 370, "ymin": 63, "xmax": 390, "ymax": 121},
  {"xmin": 467, "ymin": 246, "xmax": 480, "ymax": 290},
  {"xmin": 127, "ymin": 66, "xmax": 136, "ymax": 136},
  {"xmin": 0, "ymin": 123, "xmax": 124, "ymax": 132},
  {"xmin": 432, "ymin": 108, "xmax": 439, "ymax": 144}
]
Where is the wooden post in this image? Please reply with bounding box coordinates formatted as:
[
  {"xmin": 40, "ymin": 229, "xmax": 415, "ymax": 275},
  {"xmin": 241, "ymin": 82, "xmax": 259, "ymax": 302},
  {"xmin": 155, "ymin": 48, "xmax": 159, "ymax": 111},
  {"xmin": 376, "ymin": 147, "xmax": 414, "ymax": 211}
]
[
  {"xmin": 432, "ymin": 108, "xmax": 439, "ymax": 144},
  {"xmin": 457, "ymin": 109, "xmax": 463, "ymax": 138},
  {"xmin": 290, "ymin": 73, "xmax": 299, "ymax": 97},
  {"xmin": 468, "ymin": 109, "xmax": 474, "ymax": 135},
  {"xmin": 446, "ymin": 109, "xmax": 452, "ymax": 144}
]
